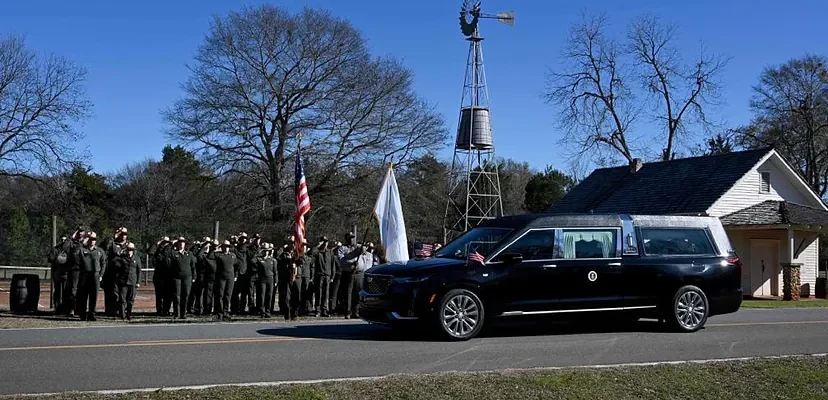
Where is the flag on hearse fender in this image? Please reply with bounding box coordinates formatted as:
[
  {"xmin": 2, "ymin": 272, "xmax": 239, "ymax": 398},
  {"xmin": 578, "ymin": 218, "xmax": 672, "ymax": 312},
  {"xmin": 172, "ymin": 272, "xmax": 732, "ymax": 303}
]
[
  {"xmin": 373, "ymin": 162, "xmax": 409, "ymax": 263},
  {"xmin": 468, "ymin": 248, "xmax": 484, "ymax": 264}
]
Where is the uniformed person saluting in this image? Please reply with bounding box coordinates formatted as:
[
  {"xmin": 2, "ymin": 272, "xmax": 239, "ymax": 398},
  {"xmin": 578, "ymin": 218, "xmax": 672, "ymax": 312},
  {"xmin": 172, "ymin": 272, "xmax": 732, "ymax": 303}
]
[
  {"xmin": 291, "ymin": 240, "xmax": 312, "ymax": 320},
  {"xmin": 152, "ymin": 237, "xmax": 172, "ymax": 316},
  {"xmin": 196, "ymin": 239, "xmax": 219, "ymax": 316},
  {"xmin": 276, "ymin": 237, "xmax": 295, "ymax": 320},
  {"xmin": 102, "ymin": 227, "xmax": 128, "ymax": 317},
  {"xmin": 312, "ymin": 236, "xmax": 335, "ymax": 317},
  {"xmin": 164, "ymin": 237, "xmax": 197, "ymax": 319},
  {"xmin": 254, "ymin": 243, "xmax": 278, "ymax": 318},
  {"xmin": 115, "ymin": 242, "xmax": 142, "ymax": 320},
  {"xmin": 74, "ymin": 232, "xmax": 107, "ymax": 321},
  {"xmin": 211, "ymin": 240, "xmax": 242, "ymax": 321}
]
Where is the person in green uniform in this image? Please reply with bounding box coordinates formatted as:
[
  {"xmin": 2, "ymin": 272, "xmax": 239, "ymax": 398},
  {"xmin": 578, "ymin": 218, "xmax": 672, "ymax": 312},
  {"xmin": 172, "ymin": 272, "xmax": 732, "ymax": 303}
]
[
  {"xmin": 312, "ymin": 237, "xmax": 335, "ymax": 317},
  {"xmin": 196, "ymin": 239, "xmax": 218, "ymax": 316},
  {"xmin": 276, "ymin": 237, "xmax": 295, "ymax": 320},
  {"xmin": 164, "ymin": 237, "xmax": 197, "ymax": 319},
  {"xmin": 115, "ymin": 242, "xmax": 142, "ymax": 320},
  {"xmin": 291, "ymin": 240, "xmax": 312, "ymax": 320},
  {"xmin": 211, "ymin": 240, "xmax": 242, "ymax": 321},
  {"xmin": 74, "ymin": 231, "xmax": 107, "ymax": 321},
  {"xmin": 102, "ymin": 227, "xmax": 128, "ymax": 317},
  {"xmin": 254, "ymin": 243, "xmax": 278, "ymax": 318}
]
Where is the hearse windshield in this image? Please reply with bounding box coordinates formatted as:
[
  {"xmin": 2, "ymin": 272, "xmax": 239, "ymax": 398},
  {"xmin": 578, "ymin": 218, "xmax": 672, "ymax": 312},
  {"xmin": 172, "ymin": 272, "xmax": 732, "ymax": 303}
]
[{"xmin": 435, "ymin": 227, "xmax": 514, "ymax": 259}]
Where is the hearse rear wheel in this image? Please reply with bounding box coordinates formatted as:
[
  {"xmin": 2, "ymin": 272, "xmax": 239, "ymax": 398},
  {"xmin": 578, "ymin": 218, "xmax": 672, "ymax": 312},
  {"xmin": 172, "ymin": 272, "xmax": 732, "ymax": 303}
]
[
  {"xmin": 436, "ymin": 289, "xmax": 485, "ymax": 341},
  {"xmin": 667, "ymin": 285, "xmax": 709, "ymax": 333}
]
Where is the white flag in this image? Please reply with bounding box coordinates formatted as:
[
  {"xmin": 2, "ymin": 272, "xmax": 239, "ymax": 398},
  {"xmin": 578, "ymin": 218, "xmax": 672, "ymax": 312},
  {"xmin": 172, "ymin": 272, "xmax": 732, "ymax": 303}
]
[{"xmin": 373, "ymin": 164, "xmax": 409, "ymax": 263}]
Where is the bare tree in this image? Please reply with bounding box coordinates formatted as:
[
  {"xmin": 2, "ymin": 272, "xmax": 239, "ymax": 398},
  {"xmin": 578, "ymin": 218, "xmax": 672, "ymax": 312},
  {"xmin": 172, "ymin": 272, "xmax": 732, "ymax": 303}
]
[
  {"xmin": 544, "ymin": 13, "xmax": 728, "ymax": 165},
  {"xmin": 545, "ymin": 13, "xmax": 639, "ymax": 166},
  {"xmin": 0, "ymin": 34, "xmax": 91, "ymax": 179},
  {"xmin": 163, "ymin": 5, "xmax": 446, "ymax": 223},
  {"xmin": 628, "ymin": 15, "xmax": 729, "ymax": 161},
  {"xmin": 736, "ymin": 54, "xmax": 828, "ymax": 198}
]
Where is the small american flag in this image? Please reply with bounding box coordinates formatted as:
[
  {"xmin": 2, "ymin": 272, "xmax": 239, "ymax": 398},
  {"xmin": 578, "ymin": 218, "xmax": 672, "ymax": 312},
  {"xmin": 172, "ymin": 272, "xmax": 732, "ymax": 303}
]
[
  {"xmin": 415, "ymin": 243, "xmax": 433, "ymax": 257},
  {"xmin": 294, "ymin": 144, "xmax": 310, "ymax": 257},
  {"xmin": 468, "ymin": 249, "xmax": 484, "ymax": 264}
]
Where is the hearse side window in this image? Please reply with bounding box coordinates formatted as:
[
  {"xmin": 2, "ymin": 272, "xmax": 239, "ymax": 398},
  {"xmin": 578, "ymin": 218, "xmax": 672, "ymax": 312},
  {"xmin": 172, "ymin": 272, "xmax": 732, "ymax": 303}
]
[
  {"xmin": 499, "ymin": 229, "xmax": 557, "ymax": 261},
  {"xmin": 640, "ymin": 228, "xmax": 715, "ymax": 256},
  {"xmin": 561, "ymin": 228, "xmax": 618, "ymax": 259}
]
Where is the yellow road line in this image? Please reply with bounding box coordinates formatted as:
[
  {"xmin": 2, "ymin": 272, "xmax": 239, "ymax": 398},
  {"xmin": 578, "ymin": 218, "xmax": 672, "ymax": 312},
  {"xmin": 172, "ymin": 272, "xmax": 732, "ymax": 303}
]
[
  {"xmin": 0, "ymin": 337, "xmax": 314, "ymax": 352},
  {"xmin": 707, "ymin": 320, "xmax": 828, "ymax": 327}
]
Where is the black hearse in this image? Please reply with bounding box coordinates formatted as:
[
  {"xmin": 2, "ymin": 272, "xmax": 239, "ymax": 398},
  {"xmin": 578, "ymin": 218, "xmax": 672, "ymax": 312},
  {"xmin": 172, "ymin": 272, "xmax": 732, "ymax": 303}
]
[{"xmin": 358, "ymin": 213, "xmax": 743, "ymax": 340}]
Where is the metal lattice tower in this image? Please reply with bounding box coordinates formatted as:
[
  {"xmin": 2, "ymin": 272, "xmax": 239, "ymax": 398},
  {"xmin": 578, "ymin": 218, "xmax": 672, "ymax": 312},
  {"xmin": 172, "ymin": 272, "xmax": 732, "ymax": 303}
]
[{"xmin": 443, "ymin": 1, "xmax": 513, "ymax": 243}]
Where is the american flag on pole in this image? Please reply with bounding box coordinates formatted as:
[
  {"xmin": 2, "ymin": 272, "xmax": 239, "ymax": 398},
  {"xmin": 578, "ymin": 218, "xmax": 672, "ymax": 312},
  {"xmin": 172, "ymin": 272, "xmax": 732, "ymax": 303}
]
[{"xmin": 294, "ymin": 144, "xmax": 311, "ymax": 257}]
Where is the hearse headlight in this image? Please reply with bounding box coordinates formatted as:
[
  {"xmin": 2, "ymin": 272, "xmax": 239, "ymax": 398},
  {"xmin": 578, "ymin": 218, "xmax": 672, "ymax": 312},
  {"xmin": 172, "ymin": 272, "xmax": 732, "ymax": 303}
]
[{"xmin": 393, "ymin": 276, "xmax": 430, "ymax": 284}]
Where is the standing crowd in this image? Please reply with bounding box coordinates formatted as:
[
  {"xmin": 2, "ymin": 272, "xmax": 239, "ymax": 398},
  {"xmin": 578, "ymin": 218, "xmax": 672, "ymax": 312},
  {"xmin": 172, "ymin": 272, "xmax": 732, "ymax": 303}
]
[{"xmin": 47, "ymin": 228, "xmax": 386, "ymax": 322}]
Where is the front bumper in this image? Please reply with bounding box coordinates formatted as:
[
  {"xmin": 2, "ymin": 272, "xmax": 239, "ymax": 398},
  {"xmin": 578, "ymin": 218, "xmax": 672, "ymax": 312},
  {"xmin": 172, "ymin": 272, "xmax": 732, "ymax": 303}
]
[{"xmin": 358, "ymin": 277, "xmax": 430, "ymax": 325}]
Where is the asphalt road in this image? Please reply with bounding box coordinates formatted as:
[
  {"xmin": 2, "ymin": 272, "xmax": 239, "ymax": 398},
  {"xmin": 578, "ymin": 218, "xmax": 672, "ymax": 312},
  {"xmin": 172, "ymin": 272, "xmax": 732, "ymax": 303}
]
[{"xmin": 1, "ymin": 309, "xmax": 827, "ymax": 395}]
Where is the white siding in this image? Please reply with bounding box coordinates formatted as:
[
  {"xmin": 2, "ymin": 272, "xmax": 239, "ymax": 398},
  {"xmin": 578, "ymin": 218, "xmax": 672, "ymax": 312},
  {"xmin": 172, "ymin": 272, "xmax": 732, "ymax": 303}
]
[
  {"xmin": 792, "ymin": 235, "xmax": 818, "ymax": 297},
  {"xmin": 727, "ymin": 228, "xmax": 819, "ymax": 297},
  {"xmin": 708, "ymin": 156, "xmax": 815, "ymax": 217}
]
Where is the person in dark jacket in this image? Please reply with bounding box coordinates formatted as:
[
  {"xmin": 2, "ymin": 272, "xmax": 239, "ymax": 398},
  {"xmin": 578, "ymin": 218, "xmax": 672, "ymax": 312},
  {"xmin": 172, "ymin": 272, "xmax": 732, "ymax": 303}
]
[
  {"xmin": 74, "ymin": 231, "xmax": 107, "ymax": 321},
  {"xmin": 164, "ymin": 237, "xmax": 197, "ymax": 319},
  {"xmin": 196, "ymin": 239, "xmax": 218, "ymax": 316},
  {"xmin": 59, "ymin": 228, "xmax": 85, "ymax": 316},
  {"xmin": 276, "ymin": 240, "xmax": 296, "ymax": 321},
  {"xmin": 243, "ymin": 234, "xmax": 261, "ymax": 315},
  {"xmin": 187, "ymin": 237, "xmax": 210, "ymax": 315},
  {"xmin": 115, "ymin": 242, "xmax": 142, "ymax": 320},
  {"xmin": 47, "ymin": 236, "xmax": 69, "ymax": 315},
  {"xmin": 102, "ymin": 227, "xmax": 129, "ymax": 317},
  {"xmin": 312, "ymin": 236, "xmax": 335, "ymax": 317},
  {"xmin": 152, "ymin": 237, "xmax": 172, "ymax": 316},
  {"xmin": 254, "ymin": 243, "xmax": 278, "ymax": 318},
  {"xmin": 291, "ymin": 241, "xmax": 312, "ymax": 320},
  {"xmin": 210, "ymin": 240, "xmax": 243, "ymax": 320}
]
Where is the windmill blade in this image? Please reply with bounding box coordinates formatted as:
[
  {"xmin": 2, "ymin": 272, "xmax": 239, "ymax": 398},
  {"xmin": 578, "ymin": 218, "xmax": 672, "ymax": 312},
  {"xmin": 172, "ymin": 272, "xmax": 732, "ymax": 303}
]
[{"xmin": 496, "ymin": 11, "xmax": 515, "ymax": 26}]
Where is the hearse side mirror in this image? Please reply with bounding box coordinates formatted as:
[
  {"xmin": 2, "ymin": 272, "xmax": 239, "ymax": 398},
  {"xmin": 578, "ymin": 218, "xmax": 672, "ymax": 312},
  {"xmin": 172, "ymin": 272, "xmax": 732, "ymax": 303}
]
[{"xmin": 499, "ymin": 252, "xmax": 523, "ymax": 265}]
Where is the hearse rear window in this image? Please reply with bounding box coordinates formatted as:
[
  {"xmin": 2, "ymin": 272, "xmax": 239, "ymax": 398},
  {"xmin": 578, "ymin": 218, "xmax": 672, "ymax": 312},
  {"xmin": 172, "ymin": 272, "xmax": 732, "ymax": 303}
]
[
  {"xmin": 561, "ymin": 229, "xmax": 618, "ymax": 259},
  {"xmin": 640, "ymin": 228, "xmax": 715, "ymax": 256}
]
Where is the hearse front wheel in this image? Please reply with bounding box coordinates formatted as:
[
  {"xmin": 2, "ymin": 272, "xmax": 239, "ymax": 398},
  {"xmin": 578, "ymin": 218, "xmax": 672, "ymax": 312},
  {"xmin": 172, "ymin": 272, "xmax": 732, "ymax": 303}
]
[
  {"xmin": 436, "ymin": 289, "xmax": 485, "ymax": 341},
  {"xmin": 667, "ymin": 285, "xmax": 709, "ymax": 332}
]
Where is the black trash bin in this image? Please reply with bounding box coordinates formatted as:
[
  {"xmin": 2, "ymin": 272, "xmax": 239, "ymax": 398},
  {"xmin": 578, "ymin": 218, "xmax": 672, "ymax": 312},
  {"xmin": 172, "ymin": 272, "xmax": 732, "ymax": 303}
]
[
  {"xmin": 9, "ymin": 273, "xmax": 40, "ymax": 313},
  {"xmin": 816, "ymin": 276, "xmax": 827, "ymax": 299}
]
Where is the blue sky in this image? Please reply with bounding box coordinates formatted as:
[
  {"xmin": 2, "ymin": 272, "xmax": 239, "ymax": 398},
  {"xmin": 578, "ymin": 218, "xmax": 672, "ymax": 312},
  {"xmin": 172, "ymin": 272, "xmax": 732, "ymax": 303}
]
[{"xmin": 2, "ymin": 0, "xmax": 826, "ymax": 176}]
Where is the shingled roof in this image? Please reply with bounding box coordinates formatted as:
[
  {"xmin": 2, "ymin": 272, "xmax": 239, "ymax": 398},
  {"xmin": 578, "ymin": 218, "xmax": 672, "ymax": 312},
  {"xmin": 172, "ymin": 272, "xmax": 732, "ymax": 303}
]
[
  {"xmin": 547, "ymin": 148, "xmax": 773, "ymax": 215},
  {"xmin": 720, "ymin": 200, "xmax": 828, "ymax": 227}
]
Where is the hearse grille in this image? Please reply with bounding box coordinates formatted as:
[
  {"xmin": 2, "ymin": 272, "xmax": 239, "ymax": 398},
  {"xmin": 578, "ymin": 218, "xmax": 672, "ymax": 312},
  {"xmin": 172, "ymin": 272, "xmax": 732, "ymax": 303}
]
[{"xmin": 364, "ymin": 274, "xmax": 393, "ymax": 295}]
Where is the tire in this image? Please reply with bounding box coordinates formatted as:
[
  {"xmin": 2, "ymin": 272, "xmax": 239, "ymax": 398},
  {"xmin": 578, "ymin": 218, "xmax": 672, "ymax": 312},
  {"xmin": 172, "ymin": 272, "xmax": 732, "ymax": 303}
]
[
  {"xmin": 435, "ymin": 289, "xmax": 485, "ymax": 341},
  {"xmin": 666, "ymin": 285, "xmax": 709, "ymax": 332}
]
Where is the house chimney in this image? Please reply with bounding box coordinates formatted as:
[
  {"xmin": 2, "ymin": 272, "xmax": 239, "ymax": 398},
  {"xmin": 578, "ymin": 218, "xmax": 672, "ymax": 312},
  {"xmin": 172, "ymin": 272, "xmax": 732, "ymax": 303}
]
[{"xmin": 630, "ymin": 158, "xmax": 643, "ymax": 173}]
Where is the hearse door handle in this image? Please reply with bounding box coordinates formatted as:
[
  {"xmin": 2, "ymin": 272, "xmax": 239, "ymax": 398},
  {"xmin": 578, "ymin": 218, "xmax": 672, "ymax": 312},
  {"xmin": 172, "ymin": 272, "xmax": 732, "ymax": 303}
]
[
  {"xmin": 608, "ymin": 262, "xmax": 622, "ymax": 268},
  {"xmin": 542, "ymin": 264, "xmax": 557, "ymax": 269}
]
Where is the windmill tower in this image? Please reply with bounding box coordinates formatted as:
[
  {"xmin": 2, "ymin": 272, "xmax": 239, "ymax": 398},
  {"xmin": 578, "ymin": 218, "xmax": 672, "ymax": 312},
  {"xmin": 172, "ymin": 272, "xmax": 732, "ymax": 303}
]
[{"xmin": 443, "ymin": 0, "xmax": 514, "ymax": 243}]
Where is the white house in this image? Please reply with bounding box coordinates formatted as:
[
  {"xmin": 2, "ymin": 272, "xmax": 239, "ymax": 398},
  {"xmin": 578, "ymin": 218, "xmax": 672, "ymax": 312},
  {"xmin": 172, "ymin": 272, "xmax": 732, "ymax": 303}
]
[{"xmin": 547, "ymin": 148, "xmax": 828, "ymax": 298}]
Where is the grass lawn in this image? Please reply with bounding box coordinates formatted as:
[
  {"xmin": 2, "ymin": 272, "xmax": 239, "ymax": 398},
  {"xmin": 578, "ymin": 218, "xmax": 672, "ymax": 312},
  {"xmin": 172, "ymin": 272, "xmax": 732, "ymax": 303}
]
[
  {"xmin": 741, "ymin": 298, "xmax": 828, "ymax": 308},
  {"xmin": 11, "ymin": 355, "xmax": 828, "ymax": 400}
]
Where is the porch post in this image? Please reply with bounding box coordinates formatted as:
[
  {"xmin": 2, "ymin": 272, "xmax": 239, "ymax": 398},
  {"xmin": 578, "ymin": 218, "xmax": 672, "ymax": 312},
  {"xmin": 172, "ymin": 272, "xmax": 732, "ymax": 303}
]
[{"xmin": 782, "ymin": 226, "xmax": 802, "ymax": 301}]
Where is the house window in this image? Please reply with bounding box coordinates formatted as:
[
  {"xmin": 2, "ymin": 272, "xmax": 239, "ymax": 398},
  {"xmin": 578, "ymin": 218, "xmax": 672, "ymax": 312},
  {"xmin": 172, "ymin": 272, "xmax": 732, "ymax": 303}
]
[{"xmin": 760, "ymin": 172, "xmax": 771, "ymax": 193}]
